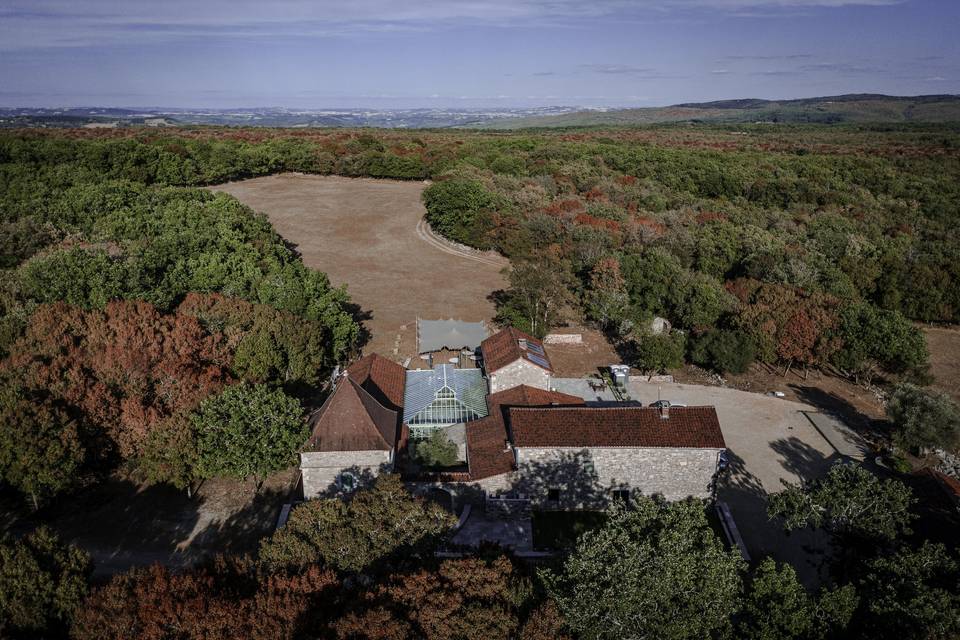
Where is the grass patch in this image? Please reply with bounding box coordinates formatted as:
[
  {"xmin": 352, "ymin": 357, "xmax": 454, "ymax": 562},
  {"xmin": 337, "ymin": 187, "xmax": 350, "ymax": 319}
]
[{"xmin": 532, "ymin": 510, "xmax": 608, "ymax": 550}]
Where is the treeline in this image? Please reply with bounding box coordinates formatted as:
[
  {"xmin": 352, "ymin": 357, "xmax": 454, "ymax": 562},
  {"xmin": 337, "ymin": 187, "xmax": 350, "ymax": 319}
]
[
  {"xmin": 4, "ymin": 471, "xmax": 958, "ymax": 640},
  {"xmin": 0, "ymin": 135, "xmax": 361, "ymax": 510}
]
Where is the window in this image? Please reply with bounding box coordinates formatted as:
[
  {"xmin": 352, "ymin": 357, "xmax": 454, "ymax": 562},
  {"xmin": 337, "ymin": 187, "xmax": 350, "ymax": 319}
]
[
  {"xmin": 612, "ymin": 489, "xmax": 631, "ymax": 502},
  {"xmin": 547, "ymin": 488, "xmax": 561, "ymax": 503}
]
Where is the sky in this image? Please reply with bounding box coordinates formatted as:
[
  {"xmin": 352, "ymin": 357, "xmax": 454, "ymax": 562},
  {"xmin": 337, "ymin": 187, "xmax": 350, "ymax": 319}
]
[{"xmin": 0, "ymin": 0, "xmax": 957, "ymax": 109}]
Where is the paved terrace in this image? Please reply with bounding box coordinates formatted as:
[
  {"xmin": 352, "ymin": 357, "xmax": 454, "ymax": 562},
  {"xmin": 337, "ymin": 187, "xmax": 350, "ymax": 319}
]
[{"xmin": 553, "ymin": 378, "xmax": 850, "ymax": 586}]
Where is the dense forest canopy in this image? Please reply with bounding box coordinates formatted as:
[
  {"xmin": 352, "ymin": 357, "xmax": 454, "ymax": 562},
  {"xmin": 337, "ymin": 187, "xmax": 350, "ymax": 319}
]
[
  {"xmin": 2, "ymin": 125, "xmax": 955, "ymax": 380},
  {"xmin": 1, "ymin": 123, "xmax": 959, "ymax": 638}
]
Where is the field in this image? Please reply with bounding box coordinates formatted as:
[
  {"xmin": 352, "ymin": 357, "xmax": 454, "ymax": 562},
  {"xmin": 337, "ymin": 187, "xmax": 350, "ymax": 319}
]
[
  {"xmin": 924, "ymin": 325, "xmax": 960, "ymax": 402},
  {"xmin": 213, "ymin": 174, "xmax": 508, "ymax": 359}
]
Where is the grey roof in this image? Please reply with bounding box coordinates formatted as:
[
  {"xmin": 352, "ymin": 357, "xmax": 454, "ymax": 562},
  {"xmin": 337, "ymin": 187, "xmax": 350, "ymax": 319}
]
[
  {"xmin": 403, "ymin": 365, "xmax": 489, "ymax": 424},
  {"xmin": 417, "ymin": 318, "xmax": 489, "ymax": 354}
]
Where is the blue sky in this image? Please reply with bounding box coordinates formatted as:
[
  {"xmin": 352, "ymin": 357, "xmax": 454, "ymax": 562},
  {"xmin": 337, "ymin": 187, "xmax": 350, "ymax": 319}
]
[{"xmin": 0, "ymin": 0, "xmax": 956, "ymax": 109}]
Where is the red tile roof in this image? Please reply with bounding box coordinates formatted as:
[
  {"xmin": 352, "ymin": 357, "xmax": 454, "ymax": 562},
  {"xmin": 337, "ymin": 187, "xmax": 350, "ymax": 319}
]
[
  {"xmin": 465, "ymin": 385, "xmax": 586, "ymax": 480},
  {"xmin": 306, "ymin": 379, "xmax": 398, "ymax": 452},
  {"xmin": 347, "ymin": 353, "xmax": 406, "ymax": 411},
  {"xmin": 480, "ymin": 327, "xmax": 553, "ymax": 374},
  {"xmin": 508, "ymin": 406, "xmax": 726, "ymax": 449}
]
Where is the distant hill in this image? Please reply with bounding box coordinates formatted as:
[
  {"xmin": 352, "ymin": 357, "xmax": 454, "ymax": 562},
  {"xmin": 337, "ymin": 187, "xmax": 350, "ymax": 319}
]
[{"xmin": 469, "ymin": 94, "xmax": 960, "ymax": 129}]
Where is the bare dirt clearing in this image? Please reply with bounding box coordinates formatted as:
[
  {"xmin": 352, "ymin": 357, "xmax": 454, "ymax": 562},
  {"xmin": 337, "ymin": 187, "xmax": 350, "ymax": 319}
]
[
  {"xmin": 213, "ymin": 174, "xmax": 508, "ymax": 358},
  {"xmin": 924, "ymin": 325, "xmax": 960, "ymax": 402}
]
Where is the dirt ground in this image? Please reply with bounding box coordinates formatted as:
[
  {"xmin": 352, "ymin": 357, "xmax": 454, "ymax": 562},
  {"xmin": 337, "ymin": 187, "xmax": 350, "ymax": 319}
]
[
  {"xmin": 2, "ymin": 470, "xmax": 298, "ymax": 577},
  {"xmin": 544, "ymin": 327, "xmax": 622, "ymax": 377},
  {"xmin": 924, "ymin": 325, "xmax": 960, "ymax": 402},
  {"xmin": 212, "ymin": 174, "xmax": 508, "ymax": 359}
]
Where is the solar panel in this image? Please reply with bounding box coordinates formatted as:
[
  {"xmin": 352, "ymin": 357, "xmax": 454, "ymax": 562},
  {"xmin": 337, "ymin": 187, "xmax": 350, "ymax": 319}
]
[
  {"xmin": 526, "ymin": 342, "xmax": 546, "ymax": 356},
  {"xmin": 527, "ymin": 353, "xmax": 551, "ymax": 369}
]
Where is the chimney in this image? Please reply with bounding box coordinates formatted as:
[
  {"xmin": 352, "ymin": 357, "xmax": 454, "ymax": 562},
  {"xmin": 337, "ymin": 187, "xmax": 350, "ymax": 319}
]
[
  {"xmin": 518, "ymin": 338, "xmax": 528, "ymax": 350},
  {"xmin": 660, "ymin": 405, "xmax": 670, "ymax": 420}
]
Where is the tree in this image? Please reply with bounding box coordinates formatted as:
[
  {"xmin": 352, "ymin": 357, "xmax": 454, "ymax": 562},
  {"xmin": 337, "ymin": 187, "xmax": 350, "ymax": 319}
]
[
  {"xmin": 192, "ymin": 382, "xmax": 306, "ymax": 487},
  {"xmin": 413, "ymin": 430, "xmax": 459, "ymax": 469},
  {"xmin": 259, "ymin": 474, "xmax": 455, "ymax": 573},
  {"xmin": 422, "ymin": 178, "xmax": 496, "ymax": 247},
  {"xmin": 338, "ymin": 556, "xmax": 524, "ymax": 640},
  {"xmin": 831, "ymin": 302, "xmax": 928, "ymax": 381},
  {"xmin": 0, "ymin": 526, "xmax": 91, "ymax": 637},
  {"xmin": 689, "ymin": 328, "xmax": 757, "ymax": 374},
  {"xmin": 737, "ymin": 557, "xmax": 857, "ymax": 640},
  {"xmin": 519, "ymin": 601, "xmax": 572, "ymax": 640},
  {"xmin": 886, "ymin": 383, "xmax": 960, "ymax": 453},
  {"xmin": 630, "ymin": 330, "xmax": 686, "ymax": 373},
  {"xmin": 584, "ymin": 257, "xmax": 629, "ymax": 331},
  {"xmin": 856, "ymin": 542, "xmax": 960, "ymax": 640},
  {"xmin": 767, "ymin": 462, "xmax": 915, "ymax": 543},
  {"xmin": 542, "ymin": 498, "xmax": 745, "ymax": 640},
  {"xmin": 495, "ymin": 250, "xmax": 574, "ymax": 338},
  {"xmin": 71, "ymin": 560, "xmax": 339, "ymax": 640},
  {"xmin": 0, "ymin": 381, "xmax": 84, "ymax": 509}
]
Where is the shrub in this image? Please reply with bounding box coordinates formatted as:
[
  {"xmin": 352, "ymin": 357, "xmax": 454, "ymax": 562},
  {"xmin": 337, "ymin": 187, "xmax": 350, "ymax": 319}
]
[
  {"xmin": 631, "ymin": 331, "xmax": 686, "ymax": 373},
  {"xmin": 886, "ymin": 383, "xmax": 960, "ymax": 453},
  {"xmin": 414, "ymin": 430, "xmax": 459, "ymax": 469},
  {"xmin": 689, "ymin": 329, "xmax": 756, "ymax": 374}
]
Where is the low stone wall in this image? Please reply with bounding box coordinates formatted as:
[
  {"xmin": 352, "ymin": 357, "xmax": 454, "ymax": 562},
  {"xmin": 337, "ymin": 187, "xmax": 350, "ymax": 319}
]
[{"xmin": 544, "ymin": 333, "xmax": 582, "ymax": 344}]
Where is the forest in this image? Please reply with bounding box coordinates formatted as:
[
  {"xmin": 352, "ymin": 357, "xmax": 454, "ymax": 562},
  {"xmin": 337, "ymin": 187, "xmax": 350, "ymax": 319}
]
[{"xmin": 1, "ymin": 124, "xmax": 959, "ymax": 639}]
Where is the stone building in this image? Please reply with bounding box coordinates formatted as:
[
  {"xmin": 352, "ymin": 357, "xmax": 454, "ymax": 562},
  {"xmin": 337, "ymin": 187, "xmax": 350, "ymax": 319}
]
[
  {"xmin": 480, "ymin": 327, "xmax": 553, "ymax": 394},
  {"xmin": 300, "ymin": 354, "xmax": 405, "ymax": 498},
  {"xmin": 300, "ymin": 329, "xmax": 727, "ymax": 508}
]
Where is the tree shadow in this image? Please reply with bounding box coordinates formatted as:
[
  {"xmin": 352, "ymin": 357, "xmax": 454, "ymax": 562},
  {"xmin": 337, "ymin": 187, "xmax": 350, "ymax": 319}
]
[
  {"xmin": 788, "ymin": 384, "xmax": 886, "ymax": 439},
  {"xmin": 187, "ymin": 486, "xmax": 290, "ymax": 557},
  {"xmin": 769, "ymin": 436, "xmax": 840, "ymax": 482},
  {"xmin": 506, "ymin": 449, "xmax": 614, "ymax": 510},
  {"xmin": 342, "ymin": 300, "xmax": 373, "ymax": 354}
]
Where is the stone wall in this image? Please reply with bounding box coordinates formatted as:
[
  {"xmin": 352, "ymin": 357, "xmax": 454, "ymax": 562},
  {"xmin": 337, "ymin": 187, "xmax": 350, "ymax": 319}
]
[
  {"xmin": 510, "ymin": 446, "xmax": 722, "ymax": 507},
  {"xmin": 489, "ymin": 359, "xmax": 551, "ymax": 394},
  {"xmin": 300, "ymin": 450, "xmax": 392, "ymax": 498}
]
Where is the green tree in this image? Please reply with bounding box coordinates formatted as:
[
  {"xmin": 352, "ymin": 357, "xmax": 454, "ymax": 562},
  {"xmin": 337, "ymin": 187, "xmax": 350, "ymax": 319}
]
[
  {"xmin": 495, "ymin": 252, "xmax": 575, "ymax": 338},
  {"xmin": 542, "ymin": 498, "xmax": 745, "ymax": 640},
  {"xmin": 258, "ymin": 474, "xmax": 455, "ymax": 573},
  {"xmin": 857, "ymin": 542, "xmax": 960, "ymax": 640},
  {"xmin": 831, "ymin": 302, "xmax": 928, "ymax": 381},
  {"xmin": 737, "ymin": 557, "xmax": 857, "ymax": 640},
  {"xmin": 414, "ymin": 430, "xmax": 459, "ymax": 469},
  {"xmin": 0, "ymin": 382, "xmax": 84, "ymax": 509},
  {"xmin": 886, "ymin": 383, "xmax": 960, "ymax": 453},
  {"xmin": 192, "ymin": 382, "xmax": 306, "ymax": 487},
  {"xmin": 422, "ymin": 178, "xmax": 496, "ymax": 247},
  {"xmin": 630, "ymin": 330, "xmax": 686, "ymax": 373},
  {"xmin": 767, "ymin": 462, "xmax": 914, "ymax": 543},
  {"xmin": 689, "ymin": 328, "xmax": 757, "ymax": 374},
  {"xmin": 0, "ymin": 526, "xmax": 91, "ymax": 637}
]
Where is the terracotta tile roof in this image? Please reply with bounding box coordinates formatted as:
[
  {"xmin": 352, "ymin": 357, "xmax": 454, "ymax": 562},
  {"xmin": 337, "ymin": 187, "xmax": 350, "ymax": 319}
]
[
  {"xmin": 480, "ymin": 327, "xmax": 553, "ymax": 374},
  {"xmin": 346, "ymin": 353, "xmax": 406, "ymax": 411},
  {"xmin": 465, "ymin": 385, "xmax": 586, "ymax": 480},
  {"xmin": 508, "ymin": 405, "xmax": 726, "ymax": 449},
  {"xmin": 305, "ymin": 378, "xmax": 398, "ymax": 452}
]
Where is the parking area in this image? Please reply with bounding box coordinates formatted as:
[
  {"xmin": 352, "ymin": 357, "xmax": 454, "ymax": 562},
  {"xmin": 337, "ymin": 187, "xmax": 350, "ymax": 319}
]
[{"xmin": 554, "ymin": 378, "xmax": 843, "ymax": 585}]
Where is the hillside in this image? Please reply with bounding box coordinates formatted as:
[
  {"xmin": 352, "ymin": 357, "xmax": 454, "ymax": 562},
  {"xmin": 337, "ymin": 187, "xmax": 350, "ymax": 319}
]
[{"xmin": 470, "ymin": 94, "xmax": 960, "ymax": 129}]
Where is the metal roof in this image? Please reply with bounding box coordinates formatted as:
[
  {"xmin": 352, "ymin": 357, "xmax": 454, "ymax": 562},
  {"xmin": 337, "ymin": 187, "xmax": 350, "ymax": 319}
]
[
  {"xmin": 403, "ymin": 364, "xmax": 489, "ymax": 425},
  {"xmin": 417, "ymin": 318, "xmax": 489, "ymax": 354}
]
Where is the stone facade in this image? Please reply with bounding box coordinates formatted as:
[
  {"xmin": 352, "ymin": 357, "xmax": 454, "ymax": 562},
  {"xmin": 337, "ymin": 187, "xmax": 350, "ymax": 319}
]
[
  {"xmin": 300, "ymin": 450, "xmax": 393, "ymax": 498},
  {"xmin": 488, "ymin": 359, "xmax": 551, "ymax": 394},
  {"xmin": 507, "ymin": 446, "xmax": 722, "ymax": 507}
]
